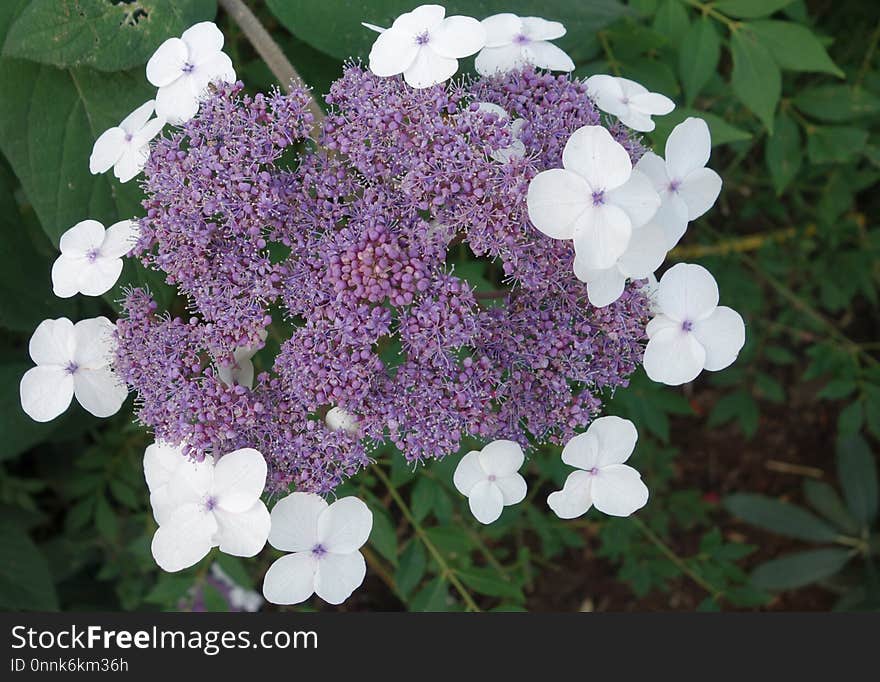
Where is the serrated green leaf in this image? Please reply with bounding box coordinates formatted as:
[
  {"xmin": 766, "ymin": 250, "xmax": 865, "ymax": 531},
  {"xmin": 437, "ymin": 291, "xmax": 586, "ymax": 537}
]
[
  {"xmin": 369, "ymin": 508, "xmax": 398, "ymax": 565},
  {"xmin": 730, "ymin": 29, "xmax": 781, "ymax": 132},
  {"xmin": 802, "ymin": 480, "xmax": 859, "ymax": 535},
  {"xmin": 765, "ymin": 111, "xmax": 802, "ymax": 194},
  {"xmin": 749, "ymin": 20, "xmax": 843, "ymax": 77},
  {"xmin": 751, "ymin": 549, "xmax": 851, "ymax": 590},
  {"xmin": 836, "ymin": 435, "xmax": 878, "ymax": 526},
  {"xmin": 724, "ymin": 493, "xmax": 840, "ymax": 542},
  {"xmin": 714, "ymin": 0, "xmax": 796, "ymax": 19},
  {"xmin": 652, "ymin": 0, "xmax": 690, "ymax": 44},
  {"xmin": 679, "ymin": 18, "xmax": 720, "ymax": 105},
  {"xmin": 457, "ymin": 566, "xmax": 523, "ymax": 600},
  {"xmin": 807, "ymin": 126, "xmax": 869, "ymax": 164},
  {"xmin": 793, "ymin": 85, "xmax": 880, "ymax": 122}
]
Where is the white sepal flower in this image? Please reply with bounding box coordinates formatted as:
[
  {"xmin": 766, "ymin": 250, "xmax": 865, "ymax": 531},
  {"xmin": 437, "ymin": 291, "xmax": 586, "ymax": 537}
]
[
  {"xmin": 51, "ymin": 219, "xmax": 138, "ymax": 298},
  {"xmin": 20, "ymin": 317, "xmax": 127, "ymax": 422},
  {"xmin": 643, "ymin": 263, "xmax": 746, "ymax": 386},
  {"xmin": 453, "ymin": 440, "xmax": 527, "ymax": 524},
  {"xmin": 475, "ymin": 102, "xmax": 526, "ymax": 162},
  {"xmin": 366, "ymin": 4, "xmax": 485, "ymax": 89},
  {"xmin": 573, "ymin": 221, "xmax": 668, "ymax": 307},
  {"xmin": 636, "ymin": 117, "xmax": 723, "ymax": 249},
  {"xmin": 144, "ymin": 440, "xmax": 187, "ymax": 525},
  {"xmin": 475, "ymin": 13, "xmax": 574, "ymax": 75},
  {"xmin": 325, "ymin": 406, "xmax": 359, "ymax": 434},
  {"xmin": 585, "ymin": 75, "xmax": 674, "ymax": 132},
  {"xmin": 146, "ymin": 21, "xmax": 235, "ymax": 124},
  {"xmin": 216, "ymin": 330, "xmax": 267, "ymax": 389},
  {"xmin": 527, "ymin": 125, "xmax": 661, "ymax": 270},
  {"xmin": 262, "ymin": 493, "xmax": 373, "ymax": 606},
  {"xmin": 150, "ymin": 447, "xmax": 271, "ymax": 573},
  {"xmin": 89, "ymin": 100, "xmax": 164, "ymax": 182},
  {"xmin": 548, "ymin": 416, "xmax": 648, "ymax": 518}
]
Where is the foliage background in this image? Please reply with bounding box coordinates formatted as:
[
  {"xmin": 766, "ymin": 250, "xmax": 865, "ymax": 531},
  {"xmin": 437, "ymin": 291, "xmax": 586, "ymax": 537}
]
[{"xmin": 0, "ymin": 0, "xmax": 878, "ymax": 612}]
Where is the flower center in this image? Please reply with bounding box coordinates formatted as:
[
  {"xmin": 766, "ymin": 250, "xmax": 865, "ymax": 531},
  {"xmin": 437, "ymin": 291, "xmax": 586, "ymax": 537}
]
[
  {"xmin": 589, "ymin": 467, "xmax": 600, "ymax": 476},
  {"xmin": 64, "ymin": 361, "xmax": 79, "ymax": 375},
  {"xmin": 591, "ymin": 190, "xmax": 606, "ymax": 206},
  {"xmin": 488, "ymin": 474, "xmax": 497, "ymax": 482},
  {"xmin": 181, "ymin": 62, "xmax": 195, "ymax": 74},
  {"xmin": 681, "ymin": 319, "xmax": 694, "ymax": 332},
  {"xmin": 415, "ymin": 31, "xmax": 430, "ymax": 45},
  {"xmin": 203, "ymin": 495, "xmax": 218, "ymax": 512},
  {"xmin": 311, "ymin": 543, "xmax": 327, "ymax": 558},
  {"xmin": 668, "ymin": 179, "xmax": 682, "ymax": 194},
  {"xmin": 513, "ymin": 33, "xmax": 530, "ymax": 45},
  {"xmin": 85, "ymin": 248, "xmax": 101, "ymax": 262}
]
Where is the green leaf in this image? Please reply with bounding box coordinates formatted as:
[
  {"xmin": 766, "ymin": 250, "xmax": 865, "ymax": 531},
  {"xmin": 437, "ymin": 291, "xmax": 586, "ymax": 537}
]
[
  {"xmin": 802, "ymin": 480, "xmax": 859, "ymax": 535},
  {"xmin": 3, "ymin": 0, "xmax": 217, "ymax": 71},
  {"xmin": 836, "ymin": 401, "xmax": 864, "ymax": 436},
  {"xmin": 749, "ymin": 20, "xmax": 843, "ymax": 77},
  {"xmin": 724, "ymin": 493, "xmax": 840, "ymax": 542},
  {"xmin": 678, "ymin": 18, "xmax": 720, "ymax": 105},
  {"xmin": 651, "ymin": 108, "xmax": 752, "ymax": 148},
  {"xmin": 836, "ymin": 435, "xmax": 878, "ymax": 526},
  {"xmin": 707, "ymin": 390, "xmax": 759, "ymax": 437},
  {"xmin": 793, "ymin": 84, "xmax": 880, "ymax": 123},
  {"xmin": 202, "ymin": 581, "xmax": 229, "ymax": 612},
  {"xmin": 267, "ymin": 0, "xmax": 627, "ymax": 61},
  {"xmin": 0, "ymin": 59, "xmax": 151, "ymax": 244},
  {"xmin": 807, "ymin": 126, "xmax": 870, "ymax": 164},
  {"xmin": 214, "ymin": 554, "xmax": 252, "ymax": 589},
  {"xmin": 457, "ymin": 566, "xmax": 523, "ymax": 601},
  {"xmin": 394, "ymin": 541, "xmax": 426, "ymax": 598},
  {"xmin": 144, "ymin": 573, "xmax": 195, "ymax": 606},
  {"xmin": 94, "ymin": 494, "xmax": 119, "ymax": 539},
  {"xmin": 765, "ymin": 111, "xmax": 801, "ymax": 194},
  {"xmin": 409, "ymin": 576, "xmax": 450, "ymax": 612},
  {"xmin": 816, "ymin": 379, "xmax": 857, "ymax": 401},
  {"xmin": 410, "ymin": 476, "xmax": 435, "ymax": 523},
  {"xmin": 0, "ymin": 518, "xmax": 59, "ymax": 610},
  {"xmin": 750, "ymin": 549, "xmax": 851, "ymax": 590},
  {"xmin": 652, "ymin": 0, "xmax": 690, "ymax": 45},
  {"xmin": 730, "ymin": 28, "xmax": 781, "ymax": 132},
  {"xmin": 369, "ymin": 508, "xmax": 398, "ymax": 566},
  {"xmin": 714, "ymin": 0, "xmax": 795, "ymax": 18}
]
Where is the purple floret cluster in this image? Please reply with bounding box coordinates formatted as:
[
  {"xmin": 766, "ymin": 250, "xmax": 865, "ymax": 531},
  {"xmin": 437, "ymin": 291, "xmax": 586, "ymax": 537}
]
[{"xmin": 114, "ymin": 66, "xmax": 651, "ymax": 495}]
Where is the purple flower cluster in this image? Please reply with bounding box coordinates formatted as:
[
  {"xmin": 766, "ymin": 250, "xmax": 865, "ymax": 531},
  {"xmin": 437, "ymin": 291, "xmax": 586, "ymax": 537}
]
[{"xmin": 115, "ymin": 67, "xmax": 650, "ymax": 495}]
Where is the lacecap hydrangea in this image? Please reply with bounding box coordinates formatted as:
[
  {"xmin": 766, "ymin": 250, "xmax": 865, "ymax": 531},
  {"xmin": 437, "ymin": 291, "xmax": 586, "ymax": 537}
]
[{"xmin": 19, "ymin": 6, "xmax": 745, "ymax": 607}]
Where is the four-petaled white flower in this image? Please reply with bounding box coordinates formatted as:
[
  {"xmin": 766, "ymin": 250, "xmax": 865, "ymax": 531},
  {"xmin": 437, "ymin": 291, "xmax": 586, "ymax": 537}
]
[
  {"xmin": 262, "ymin": 493, "xmax": 373, "ymax": 606},
  {"xmin": 636, "ymin": 117, "xmax": 723, "ymax": 249},
  {"xmin": 453, "ymin": 440, "xmax": 527, "ymax": 524},
  {"xmin": 475, "ymin": 102, "xmax": 526, "ymax": 162},
  {"xmin": 548, "ymin": 416, "xmax": 649, "ymax": 519},
  {"xmin": 325, "ymin": 406, "xmax": 359, "ymax": 434},
  {"xmin": 216, "ymin": 330, "xmax": 267, "ymax": 390},
  {"xmin": 89, "ymin": 100, "xmax": 165, "ymax": 182},
  {"xmin": 365, "ymin": 4, "xmax": 485, "ymax": 89},
  {"xmin": 585, "ymin": 75, "xmax": 675, "ymax": 133},
  {"xmin": 527, "ymin": 125, "xmax": 660, "ymax": 270},
  {"xmin": 475, "ymin": 13, "xmax": 574, "ymax": 76},
  {"xmin": 574, "ymin": 221, "xmax": 668, "ymax": 307},
  {"xmin": 51, "ymin": 219, "xmax": 138, "ymax": 299},
  {"xmin": 20, "ymin": 317, "xmax": 127, "ymax": 422},
  {"xmin": 643, "ymin": 263, "xmax": 746, "ymax": 386},
  {"xmin": 146, "ymin": 21, "xmax": 235, "ymax": 124},
  {"xmin": 149, "ymin": 447, "xmax": 271, "ymax": 572}
]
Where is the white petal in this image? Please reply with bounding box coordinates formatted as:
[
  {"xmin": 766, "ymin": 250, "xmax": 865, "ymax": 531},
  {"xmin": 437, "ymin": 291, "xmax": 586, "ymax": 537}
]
[
  {"xmin": 666, "ymin": 117, "xmax": 711, "ymax": 179},
  {"xmin": 155, "ymin": 78, "xmax": 199, "ymax": 125},
  {"xmin": 89, "ymin": 127, "xmax": 125, "ymax": 174},
  {"xmin": 526, "ymin": 168, "xmax": 590, "ymax": 240},
  {"xmin": 430, "ymin": 16, "xmax": 485, "ymax": 59},
  {"xmin": 618, "ymin": 108, "xmax": 657, "ymax": 133},
  {"xmin": 131, "ymin": 116, "xmax": 165, "ymax": 146},
  {"xmin": 481, "ymin": 13, "xmax": 521, "ymax": 47},
  {"xmin": 51, "ymin": 255, "xmax": 85, "ymax": 299},
  {"xmin": 101, "ymin": 219, "xmax": 139, "ymax": 258},
  {"xmin": 572, "ymin": 203, "xmax": 632, "ymax": 271},
  {"xmin": 214, "ymin": 501, "xmax": 270, "ymax": 557},
  {"xmin": 643, "ymin": 326, "xmax": 707, "ymax": 386},
  {"xmin": 588, "ymin": 415, "xmax": 638, "ymax": 466},
  {"xmin": 491, "ymin": 138, "xmax": 526, "ymax": 162},
  {"xmin": 635, "ymin": 151, "xmax": 670, "ymax": 188},
  {"xmin": 20, "ymin": 366, "xmax": 74, "ymax": 422},
  {"xmin": 495, "ymin": 473, "xmax": 527, "ymax": 505},
  {"xmin": 585, "ymin": 267, "xmax": 626, "ymax": 307},
  {"xmin": 521, "ymin": 17, "xmax": 566, "ymax": 41},
  {"xmin": 618, "ymin": 222, "xmax": 668, "ymax": 278},
  {"xmin": 268, "ymin": 492, "xmax": 326, "ymax": 552},
  {"xmin": 522, "ymin": 41, "xmax": 574, "ymax": 71},
  {"xmin": 562, "ymin": 125, "xmax": 632, "ymax": 191},
  {"xmin": 262, "ymin": 553, "xmax": 318, "ymax": 605},
  {"xmin": 585, "ymin": 75, "xmax": 628, "ymax": 118},
  {"xmin": 212, "ymin": 448, "xmax": 267, "ymax": 513},
  {"xmin": 59, "ymin": 219, "xmax": 104, "ymax": 257},
  {"xmin": 467, "ymin": 480, "xmax": 505, "ymax": 524},
  {"xmin": 653, "ymin": 194, "xmax": 690, "ymax": 250},
  {"xmin": 72, "ymin": 316, "xmax": 115, "ymax": 368},
  {"xmin": 392, "ymin": 4, "xmax": 446, "ymax": 33},
  {"xmin": 146, "ymin": 37, "xmax": 187, "ymax": 87},
  {"xmin": 317, "ymin": 497, "xmax": 373, "ymax": 554},
  {"xmin": 607, "ymin": 169, "xmax": 660, "ymax": 229},
  {"xmin": 368, "ymin": 27, "xmax": 420, "ymax": 77},
  {"xmin": 478, "ymin": 439, "xmax": 524, "ymax": 477},
  {"xmin": 403, "ymin": 48, "xmax": 457, "ymax": 88},
  {"xmin": 678, "ymin": 168, "xmax": 722, "ymax": 221},
  {"xmin": 645, "ymin": 313, "xmax": 679, "ymax": 339},
  {"xmin": 143, "ymin": 440, "xmax": 184, "ymax": 492},
  {"xmin": 150, "ymin": 485, "xmax": 177, "ymax": 526},
  {"xmin": 561, "ymin": 431, "xmax": 600, "ymax": 471},
  {"xmin": 361, "ymin": 22, "xmax": 386, "ymax": 33},
  {"xmin": 657, "ymin": 262, "xmax": 719, "ymax": 322},
  {"xmin": 692, "ymin": 306, "xmax": 746, "ymax": 372},
  {"xmin": 591, "ymin": 464, "xmax": 649, "ymax": 516},
  {"xmin": 314, "ymin": 551, "xmax": 367, "ymax": 605},
  {"xmin": 617, "ymin": 77, "xmax": 648, "ymax": 98},
  {"xmin": 113, "ymin": 145, "xmax": 149, "ymax": 183},
  {"xmin": 151, "ymin": 503, "xmax": 217, "ymax": 572},
  {"xmin": 166, "ymin": 456, "xmax": 214, "ymax": 507},
  {"xmin": 630, "ymin": 91, "xmax": 675, "ymax": 117},
  {"xmin": 547, "ymin": 470, "xmax": 593, "ymax": 519},
  {"xmin": 474, "ymin": 44, "xmax": 525, "ymax": 75},
  {"xmin": 453, "ymin": 450, "xmax": 486, "ymax": 496},
  {"xmin": 28, "ymin": 317, "xmax": 75, "ymax": 365},
  {"xmin": 77, "ymin": 257, "xmax": 123, "ymax": 296},
  {"xmin": 189, "ymin": 52, "xmax": 236, "ymax": 97},
  {"xmin": 119, "ymin": 100, "xmax": 155, "ymax": 135},
  {"xmin": 73, "ymin": 367, "xmax": 127, "ymax": 417},
  {"xmin": 325, "ymin": 406, "xmax": 358, "ymax": 434},
  {"xmin": 476, "ymin": 102, "xmax": 508, "ymax": 119},
  {"xmin": 181, "ymin": 21, "xmax": 225, "ymax": 65}
]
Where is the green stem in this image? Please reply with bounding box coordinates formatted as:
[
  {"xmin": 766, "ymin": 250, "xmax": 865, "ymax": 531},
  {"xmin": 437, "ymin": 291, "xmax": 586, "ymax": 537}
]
[{"xmin": 681, "ymin": 0, "xmax": 741, "ymax": 32}]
